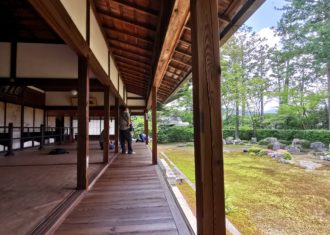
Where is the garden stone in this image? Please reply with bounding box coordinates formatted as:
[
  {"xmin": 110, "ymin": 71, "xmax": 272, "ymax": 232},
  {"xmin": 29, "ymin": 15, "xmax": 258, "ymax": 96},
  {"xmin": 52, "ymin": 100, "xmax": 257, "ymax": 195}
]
[
  {"xmin": 298, "ymin": 160, "xmax": 322, "ymax": 170},
  {"xmin": 226, "ymin": 137, "xmax": 234, "ymax": 144},
  {"xmin": 310, "ymin": 142, "xmax": 326, "ymax": 152},
  {"xmin": 287, "ymin": 146, "xmax": 300, "ymax": 154},
  {"xmin": 251, "ymin": 137, "xmax": 257, "ymax": 144},
  {"xmin": 233, "ymin": 139, "xmax": 241, "ymax": 145},
  {"xmin": 267, "ymin": 137, "xmax": 278, "ymax": 144},
  {"xmin": 272, "ymin": 141, "xmax": 281, "ymax": 151}
]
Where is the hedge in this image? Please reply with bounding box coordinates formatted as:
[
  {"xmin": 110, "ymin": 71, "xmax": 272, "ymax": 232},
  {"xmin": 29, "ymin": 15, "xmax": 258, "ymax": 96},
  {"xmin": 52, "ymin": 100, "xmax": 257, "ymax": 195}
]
[
  {"xmin": 156, "ymin": 125, "xmax": 330, "ymax": 145},
  {"xmin": 223, "ymin": 129, "xmax": 330, "ymax": 145}
]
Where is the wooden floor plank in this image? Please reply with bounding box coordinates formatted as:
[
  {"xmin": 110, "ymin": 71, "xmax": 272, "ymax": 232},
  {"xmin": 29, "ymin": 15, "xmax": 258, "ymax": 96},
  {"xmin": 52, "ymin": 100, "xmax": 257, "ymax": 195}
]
[{"xmin": 54, "ymin": 143, "xmax": 191, "ymax": 235}]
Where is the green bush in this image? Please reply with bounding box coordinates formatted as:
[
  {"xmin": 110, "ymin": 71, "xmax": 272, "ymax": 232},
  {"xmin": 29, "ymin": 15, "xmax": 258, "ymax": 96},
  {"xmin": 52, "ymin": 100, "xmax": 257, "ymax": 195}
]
[
  {"xmin": 259, "ymin": 149, "xmax": 270, "ymax": 156},
  {"xmin": 223, "ymin": 129, "xmax": 330, "ymax": 145},
  {"xmin": 267, "ymin": 143, "xmax": 273, "ymax": 149},
  {"xmin": 248, "ymin": 147, "xmax": 262, "ymax": 154},
  {"xmin": 279, "ymin": 139, "xmax": 291, "ymax": 145},
  {"xmin": 158, "ymin": 125, "xmax": 194, "ymax": 143},
  {"xmin": 282, "ymin": 151, "xmax": 292, "ymax": 160}
]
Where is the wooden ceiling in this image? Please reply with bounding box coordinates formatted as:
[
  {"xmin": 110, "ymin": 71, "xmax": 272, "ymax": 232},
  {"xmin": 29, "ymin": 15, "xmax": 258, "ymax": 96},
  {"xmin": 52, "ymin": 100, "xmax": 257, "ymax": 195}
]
[
  {"xmin": 93, "ymin": 0, "xmax": 173, "ymax": 98},
  {"xmin": 0, "ymin": 0, "xmax": 62, "ymax": 43}
]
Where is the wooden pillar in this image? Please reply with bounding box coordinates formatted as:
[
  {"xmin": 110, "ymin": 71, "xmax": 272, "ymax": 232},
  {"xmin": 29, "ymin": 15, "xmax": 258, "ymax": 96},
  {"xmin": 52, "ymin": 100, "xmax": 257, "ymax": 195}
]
[
  {"xmin": 191, "ymin": 0, "xmax": 226, "ymax": 234},
  {"xmin": 5, "ymin": 123, "xmax": 14, "ymax": 156},
  {"xmin": 77, "ymin": 56, "xmax": 89, "ymax": 190},
  {"xmin": 103, "ymin": 86, "xmax": 110, "ymax": 163},
  {"xmin": 114, "ymin": 98, "xmax": 119, "ymax": 153},
  {"xmin": 39, "ymin": 124, "xmax": 44, "ymax": 150},
  {"xmin": 152, "ymin": 86, "xmax": 157, "ymax": 165},
  {"xmin": 144, "ymin": 111, "xmax": 149, "ymax": 145}
]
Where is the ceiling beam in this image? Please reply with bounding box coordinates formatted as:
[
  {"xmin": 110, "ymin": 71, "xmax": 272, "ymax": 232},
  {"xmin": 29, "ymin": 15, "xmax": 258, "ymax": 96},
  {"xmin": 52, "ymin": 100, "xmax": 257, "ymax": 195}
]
[
  {"xmin": 112, "ymin": 49, "xmax": 152, "ymax": 64},
  {"xmin": 113, "ymin": 54, "xmax": 152, "ymax": 67},
  {"xmin": 109, "ymin": 38, "xmax": 153, "ymax": 56},
  {"xmin": 110, "ymin": 0, "xmax": 158, "ymax": 18},
  {"xmin": 103, "ymin": 25, "xmax": 154, "ymax": 44}
]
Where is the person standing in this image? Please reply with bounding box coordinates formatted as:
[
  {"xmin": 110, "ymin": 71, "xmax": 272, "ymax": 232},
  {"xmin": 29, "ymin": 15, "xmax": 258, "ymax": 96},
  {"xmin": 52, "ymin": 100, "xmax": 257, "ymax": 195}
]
[{"xmin": 119, "ymin": 105, "xmax": 134, "ymax": 154}]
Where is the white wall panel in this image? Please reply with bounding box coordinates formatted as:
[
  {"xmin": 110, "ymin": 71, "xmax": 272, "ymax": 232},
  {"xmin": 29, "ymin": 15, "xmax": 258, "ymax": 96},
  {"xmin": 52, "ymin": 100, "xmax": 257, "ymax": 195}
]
[
  {"xmin": 127, "ymin": 99, "xmax": 145, "ymax": 106},
  {"xmin": 90, "ymin": 9, "xmax": 108, "ymax": 73},
  {"xmin": 24, "ymin": 106, "xmax": 34, "ymax": 127},
  {"xmin": 110, "ymin": 55, "xmax": 118, "ymax": 90},
  {"xmin": 35, "ymin": 108, "xmax": 44, "ymax": 127},
  {"xmin": 127, "ymin": 92, "xmax": 143, "ymax": 98},
  {"xmin": 17, "ymin": 43, "xmax": 78, "ymax": 78},
  {"xmin": 0, "ymin": 42, "xmax": 11, "ymax": 77},
  {"xmin": 60, "ymin": 0, "xmax": 87, "ymax": 39}
]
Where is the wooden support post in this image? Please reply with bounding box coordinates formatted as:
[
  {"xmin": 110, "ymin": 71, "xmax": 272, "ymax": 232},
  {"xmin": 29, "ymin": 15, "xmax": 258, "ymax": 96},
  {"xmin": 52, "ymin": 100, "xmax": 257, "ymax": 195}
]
[
  {"xmin": 103, "ymin": 86, "xmax": 110, "ymax": 163},
  {"xmin": 191, "ymin": 0, "xmax": 226, "ymax": 234},
  {"xmin": 77, "ymin": 56, "xmax": 89, "ymax": 190},
  {"xmin": 70, "ymin": 116, "xmax": 74, "ymax": 142},
  {"xmin": 114, "ymin": 98, "xmax": 119, "ymax": 153},
  {"xmin": 20, "ymin": 105, "xmax": 24, "ymax": 149},
  {"xmin": 5, "ymin": 123, "xmax": 14, "ymax": 156},
  {"xmin": 152, "ymin": 86, "xmax": 157, "ymax": 165},
  {"xmin": 39, "ymin": 124, "xmax": 44, "ymax": 150},
  {"xmin": 144, "ymin": 111, "xmax": 149, "ymax": 145}
]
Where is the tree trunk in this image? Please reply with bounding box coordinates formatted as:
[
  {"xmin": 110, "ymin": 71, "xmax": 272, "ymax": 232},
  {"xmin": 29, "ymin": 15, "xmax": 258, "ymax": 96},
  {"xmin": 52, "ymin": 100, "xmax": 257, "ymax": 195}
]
[
  {"xmin": 235, "ymin": 100, "xmax": 239, "ymax": 139},
  {"xmin": 283, "ymin": 60, "xmax": 290, "ymax": 104},
  {"xmin": 327, "ymin": 61, "xmax": 330, "ymax": 130}
]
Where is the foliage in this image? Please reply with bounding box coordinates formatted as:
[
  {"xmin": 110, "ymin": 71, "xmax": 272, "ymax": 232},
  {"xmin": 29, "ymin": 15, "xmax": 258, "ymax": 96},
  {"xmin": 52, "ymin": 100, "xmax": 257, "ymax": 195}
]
[
  {"xmin": 258, "ymin": 149, "xmax": 270, "ymax": 157},
  {"xmin": 157, "ymin": 125, "xmax": 193, "ymax": 143},
  {"xmin": 282, "ymin": 151, "xmax": 293, "ymax": 160},
  {"xmin": 248, "ymin": 147, "xmax": 262, "ymax": 154}
]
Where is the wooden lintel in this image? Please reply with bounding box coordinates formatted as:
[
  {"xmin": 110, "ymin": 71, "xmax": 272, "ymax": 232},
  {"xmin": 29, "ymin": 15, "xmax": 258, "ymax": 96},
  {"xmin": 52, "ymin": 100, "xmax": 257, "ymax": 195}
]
[{"xmin": 146, "ymin": 0, "xmax": 190, "ymax": 109}]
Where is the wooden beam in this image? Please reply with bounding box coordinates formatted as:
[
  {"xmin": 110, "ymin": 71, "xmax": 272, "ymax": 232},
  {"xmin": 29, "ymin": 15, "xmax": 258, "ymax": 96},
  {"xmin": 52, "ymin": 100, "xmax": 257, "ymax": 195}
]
[
  {"xmin": 98, "ymin": 10, "xmax": 156, "ymax": 32},
  {"xmin": 77, "ymin": 56, "xmax": 89, "ymax": 190},
  {"xmin": 147, "ymin": 0, "xmax": 190, "ymax": 109},
  {"xmin": 110, "ymin": 0, "xmax": 158, "ymax": 17},
  {"xmin": 114, "ymin": 97, "xmax": 119, "ymax": 153},
  {"xmin": 112, "ymin": 49, "xmax": 152, "ymax": 64},
  {"xmin": 103, "ymin": 25, "xmax": 154, "ymax": 44},
  {"xmin": 109, "ymin": 39, "xmax": 153, "ymax": 57},
  {"xmin": 171, "ymin": 57, "xmax": 192, "ymax": 67},
  {"xmin": 116, "ymin": 62, "xmax": 151, "ymax": 74},
  {"xmin": 151, "ymin": 86, "xmax": 157, "ymax": 164},
  {"xmin": 113, "ymin": 54, "xmax": 152, "ymax": 67},
  {"xmin": 191, "ymin": 0, "xmax": 225, "ymax": 234},
  {"xmin": 103, "ymin": 86, "xmax": 110, "ymax": 163}
]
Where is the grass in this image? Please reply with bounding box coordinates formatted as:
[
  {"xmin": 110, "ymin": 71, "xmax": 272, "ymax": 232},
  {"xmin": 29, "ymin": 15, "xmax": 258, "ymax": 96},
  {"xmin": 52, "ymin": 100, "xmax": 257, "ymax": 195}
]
[{"xmin": 160, "ymin": 144, "xmax": 330, "ymax": 235}]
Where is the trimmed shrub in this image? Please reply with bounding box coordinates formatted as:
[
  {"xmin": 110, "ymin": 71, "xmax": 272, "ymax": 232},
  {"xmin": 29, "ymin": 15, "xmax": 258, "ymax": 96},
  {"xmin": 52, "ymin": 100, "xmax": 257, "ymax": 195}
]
[
  {"xmin": 282, "ymin": 151, "xmax": 292, "ymax": 160},
  {"xmin": 158, "ymin": 125, "xmax": 193, "ymax": 143},
  {"xmin": 248, "ymin": 147, "xmax": 262, "ymax": 154},
  {"xmin": 259, "ymin": 149, "xmax": 271, "ymax": 156},
  {"xmin": 223, "ymin": 129, "xmax": 330, "ymax": 145}
]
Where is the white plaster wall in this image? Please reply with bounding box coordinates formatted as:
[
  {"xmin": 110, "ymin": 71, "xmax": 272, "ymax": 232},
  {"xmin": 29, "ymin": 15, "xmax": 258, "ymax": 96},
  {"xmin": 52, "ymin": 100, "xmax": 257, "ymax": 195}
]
[
  {"xmin": 119, "ymin": 77, "xmax": 123, "ymax": 99},
  {"xmin": 64, "ymin": 116, "xmax": 70, "ymax": 128},
  {"xmin": 127, "ymin": 99, "xmax": 145, "ymax": 106},
  {"xmin": 35, "ymin": 108, "xmax": 44, "ymax": 127},
  {"xmin": 45, "ymin": 92, "xmax": 72, "ymax": 106},
  {"xmin": 0, "ymin": 42, "xmax": 11, "ymax": 77},
  {"xmin": 110, "ymin": 56, "xmax": 118, "ymax": 90},
  {"xmin": 60, "ymin": 0, "xmax": 87, "ymax": 39},
  {"xmin": 24, "ymin": 106, "xmax": 34, "ymax": 128},
  {"xmin": 6, "ymin": 103, "xmax": 21, "ymax": 149},
  {"xmin": 17, "ymin": 43, "xmax": 78, "ymax": 78},
  {"xmin": 45, "ymin": 91, "xmax": 115, "ymax": 106},
  {"xmin": 90, "ymin": 9, "xmax": 108, "ymax": 74},
  {"xmin": 127, "ymin": 92, "xmax": 143, "ymax": 98},
  {"xmin": 47, "ymin": 116, "xmax": 56, "ymax": 127}
]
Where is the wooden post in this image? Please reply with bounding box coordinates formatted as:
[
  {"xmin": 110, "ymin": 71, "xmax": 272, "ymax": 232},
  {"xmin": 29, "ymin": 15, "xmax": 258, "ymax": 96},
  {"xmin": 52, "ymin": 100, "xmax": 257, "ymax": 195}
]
[
  {"xmin": 152, "ymin": 86, "xmax": 157, "ymax": 165},
  {"xmin": 114, "ymin": 98, "xmax": 119, "ymax": 153},
  {"xmin": 20, "ymin": 105, "xmax": 24, "ymax": 149},
  {"xmin": 144, "ymin": 111, "xmax": 149, "ymax": 145},
  {"xmin": 191, "ymin": 0, "xmax": 226, "ymax": 234},
  {"xmin": 70, "ymin": 116, "xmax": 74, "ymax": 142},
  {"xmin": 77, "ymin": 56, "xmax": 89, "ymax": 190},
  {"xmin": 39, "ymin": 124, "xmax": 44, "ymax": 150},
  {"xmin": 5, "ymin": 123, "xmax": 14, "ymax": 156},
  {"xmin": 103, "ymin": 86, "xmax": 110, "ymax": 163}
]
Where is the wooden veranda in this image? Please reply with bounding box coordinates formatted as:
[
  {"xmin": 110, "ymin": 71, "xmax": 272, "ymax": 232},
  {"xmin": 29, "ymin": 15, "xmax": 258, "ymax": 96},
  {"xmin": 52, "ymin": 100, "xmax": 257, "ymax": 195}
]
[{"xmin": 0, "ymin": 0, "xmax": 265, "ymax": 234}]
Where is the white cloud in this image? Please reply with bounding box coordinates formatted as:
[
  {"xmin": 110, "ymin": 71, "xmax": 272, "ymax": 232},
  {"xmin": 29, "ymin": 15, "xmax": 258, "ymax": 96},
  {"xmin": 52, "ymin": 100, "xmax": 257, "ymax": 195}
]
[{"xmin": 257, "ymin": 27, "xmax": 280, "ymax": 48}]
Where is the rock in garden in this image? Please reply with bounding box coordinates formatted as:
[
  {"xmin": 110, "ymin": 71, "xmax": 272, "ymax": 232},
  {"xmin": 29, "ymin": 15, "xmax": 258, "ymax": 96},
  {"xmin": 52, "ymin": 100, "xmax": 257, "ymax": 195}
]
[
  {"xmin": 299, "ymin": 160, "xmax": 322, "ymax": 170},
  {"xmin": 287, "ymin": 146, "xmax": 300, "ymax": 154},
  {"xmin": 226, "ymin": 137, "xmax": 234, "ymax": 144},
  {"xmin": 251, "ymin": 137, "xmax": 257, "ymax": 144},
  {"xmin": 310, "ymin": 142, "xmax": 326, "ymax": 152},
  {"xmin": 233, "ymin": 139, "xmax": 241, "ymax": 145},
  {"xmin": 272, "ymin": 141, "xmax": 281, "ymax": 150}
]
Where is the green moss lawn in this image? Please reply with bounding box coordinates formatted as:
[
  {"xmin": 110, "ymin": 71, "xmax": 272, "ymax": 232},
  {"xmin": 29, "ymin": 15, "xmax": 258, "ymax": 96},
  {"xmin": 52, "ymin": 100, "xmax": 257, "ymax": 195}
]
[{"xmin": 159, "ymin": 144, "xmax": 330, "ymax": 235}]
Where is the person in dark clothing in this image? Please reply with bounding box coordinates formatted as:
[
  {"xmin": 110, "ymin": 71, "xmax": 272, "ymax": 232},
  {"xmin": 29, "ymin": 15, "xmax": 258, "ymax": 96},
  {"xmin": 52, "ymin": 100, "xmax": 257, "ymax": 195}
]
[{"xmin": 119, "ymin": 105, "xmax": 134, "ymax": 154}]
